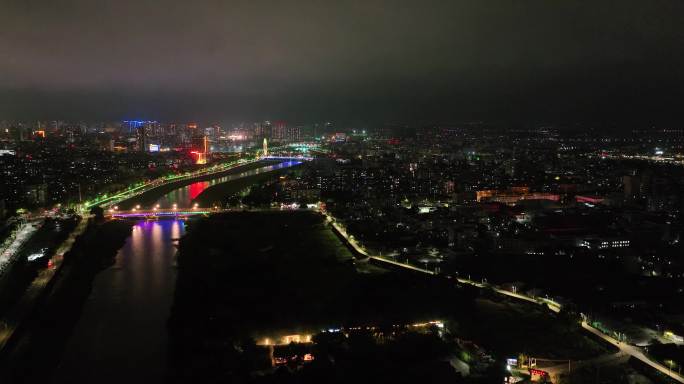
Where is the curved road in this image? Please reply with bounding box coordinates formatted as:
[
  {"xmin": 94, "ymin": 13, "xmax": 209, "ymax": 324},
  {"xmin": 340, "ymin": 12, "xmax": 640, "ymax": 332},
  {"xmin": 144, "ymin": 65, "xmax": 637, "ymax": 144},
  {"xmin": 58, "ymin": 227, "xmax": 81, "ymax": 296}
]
[
  {"xmin": 582, "ymin": 321, "xmax": 684, "ymax": 383},
  {"xmin": 324, "ymin": 210, "xmax": 684, "ymax": 383}
]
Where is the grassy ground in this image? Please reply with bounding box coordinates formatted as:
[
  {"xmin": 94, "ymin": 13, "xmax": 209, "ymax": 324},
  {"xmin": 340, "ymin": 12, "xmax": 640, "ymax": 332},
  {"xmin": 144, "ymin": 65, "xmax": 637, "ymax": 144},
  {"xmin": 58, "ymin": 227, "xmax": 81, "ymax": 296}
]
[{"xmin": 454, "ymin": 296, "xmax": 611, "ymax": 360}]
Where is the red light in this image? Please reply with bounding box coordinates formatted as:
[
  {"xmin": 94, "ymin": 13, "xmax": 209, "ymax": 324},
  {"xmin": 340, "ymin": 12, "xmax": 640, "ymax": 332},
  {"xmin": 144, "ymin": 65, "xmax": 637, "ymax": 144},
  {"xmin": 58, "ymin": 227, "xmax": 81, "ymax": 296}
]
[{"xmin": 529, "ymin": 368, "xmax": 548, "ymax": 377}]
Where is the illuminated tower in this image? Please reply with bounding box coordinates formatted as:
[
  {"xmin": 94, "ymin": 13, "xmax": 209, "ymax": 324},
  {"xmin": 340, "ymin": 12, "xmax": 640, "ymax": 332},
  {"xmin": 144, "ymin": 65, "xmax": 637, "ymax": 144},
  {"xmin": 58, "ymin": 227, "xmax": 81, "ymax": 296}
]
[{"xmin": 263, "ymin": 138, "xmax": 268, "ymax": 157}]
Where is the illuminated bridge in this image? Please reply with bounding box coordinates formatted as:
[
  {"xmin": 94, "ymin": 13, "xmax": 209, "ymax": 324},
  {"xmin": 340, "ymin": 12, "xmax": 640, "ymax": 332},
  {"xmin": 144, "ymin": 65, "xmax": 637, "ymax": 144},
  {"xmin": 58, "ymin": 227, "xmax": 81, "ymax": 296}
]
[
  {"xmin": 108, "ymin": 208, "xmax": 213, "ymax": 218},
  {"xmin": 262, "ymin": 155, "xmax": 313, "ymax": 161}
]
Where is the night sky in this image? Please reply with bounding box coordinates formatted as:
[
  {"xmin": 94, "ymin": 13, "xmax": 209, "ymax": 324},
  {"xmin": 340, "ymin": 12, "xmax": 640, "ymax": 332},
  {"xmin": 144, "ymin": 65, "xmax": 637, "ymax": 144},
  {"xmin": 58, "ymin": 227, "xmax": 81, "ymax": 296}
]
[{"xmin": 1, "ymin": 0, "xmax": 683, "ymax": 124}]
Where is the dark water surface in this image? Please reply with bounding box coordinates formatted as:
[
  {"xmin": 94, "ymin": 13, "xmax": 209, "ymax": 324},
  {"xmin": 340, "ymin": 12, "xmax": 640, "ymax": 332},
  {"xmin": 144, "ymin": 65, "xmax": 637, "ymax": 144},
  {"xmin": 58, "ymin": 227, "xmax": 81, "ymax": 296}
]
[{"xmin": 53, "ymin": 220, "xmax": 184, "ymax": 384}]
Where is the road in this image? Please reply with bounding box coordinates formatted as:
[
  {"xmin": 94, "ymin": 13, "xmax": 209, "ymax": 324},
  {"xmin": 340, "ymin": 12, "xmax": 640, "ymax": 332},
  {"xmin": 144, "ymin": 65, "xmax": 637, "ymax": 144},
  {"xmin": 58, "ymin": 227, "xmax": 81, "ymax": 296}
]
[
  {"xmin": 323, "ymin": 209, "xmax": 684, "ymax": 383},
  {"xmin": 325, "ymin": 210, "xmax": 561, "ymax": 309},
  {"xmin": 0, "ymin": 220, "xmax": 40, "ymax": 276},
  {"xmin": 582, "ymin": 321, "xmax": 684, "ymax": 383},
  {"xmin": 0, "ymin": 216, "xmax": 90, "ymax": 352}
]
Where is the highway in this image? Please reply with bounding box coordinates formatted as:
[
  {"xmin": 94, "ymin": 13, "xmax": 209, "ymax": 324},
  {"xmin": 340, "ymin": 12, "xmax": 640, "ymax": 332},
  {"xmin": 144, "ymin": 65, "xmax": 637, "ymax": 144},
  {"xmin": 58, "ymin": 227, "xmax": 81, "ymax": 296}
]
[
  {"xmin": 0, "ymin": 221, "xmax": 40, "ymax": 276},
  {"xmin": 0, "ymin": 216, "xmax": 90, "ymax": 352},
  {"xmin": 323, "ymin": 209, "xmax": 683, "ymax": 383}
]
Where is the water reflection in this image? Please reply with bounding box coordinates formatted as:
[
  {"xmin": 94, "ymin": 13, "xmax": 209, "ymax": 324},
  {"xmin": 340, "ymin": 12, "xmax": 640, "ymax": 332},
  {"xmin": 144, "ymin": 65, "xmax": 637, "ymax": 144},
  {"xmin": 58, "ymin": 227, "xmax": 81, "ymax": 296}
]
[
  {"xmin": 54, "ymin": 160, "xmax": 301, "ymax": 383},
  {"xmin": 54, "ymin": 220, "xmax": 185, "ymax": 384},
  {"xmin": 155, "ymin": 161, "xmax": 301, "ymax": 209}
]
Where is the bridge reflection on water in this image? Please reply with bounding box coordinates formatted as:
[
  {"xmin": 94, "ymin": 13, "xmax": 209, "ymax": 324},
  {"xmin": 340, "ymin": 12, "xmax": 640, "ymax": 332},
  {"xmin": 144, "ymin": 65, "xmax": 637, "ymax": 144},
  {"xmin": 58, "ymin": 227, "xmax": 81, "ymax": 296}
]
[
  {"xmin": 154, "ymin": 160, "xmax": 301, "ymax": 209},
  {"xmin": 109, "ymin": 160, "xmax": 303, "ymax": 213},
  {"xmin": 54, "ymin": 219, "xmax": 185, "ymax": 384}
]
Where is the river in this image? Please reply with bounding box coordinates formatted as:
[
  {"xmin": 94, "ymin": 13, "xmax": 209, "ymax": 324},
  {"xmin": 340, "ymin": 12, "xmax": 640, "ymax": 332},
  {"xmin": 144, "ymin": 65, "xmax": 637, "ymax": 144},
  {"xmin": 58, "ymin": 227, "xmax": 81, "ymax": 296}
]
[
  {"xmin": 52, "ymin": 161, "xmax": 299, "ymax": 384},
  {"xmin": 155, "ymin": 160, "xmax": 301, "ymax": 208}
]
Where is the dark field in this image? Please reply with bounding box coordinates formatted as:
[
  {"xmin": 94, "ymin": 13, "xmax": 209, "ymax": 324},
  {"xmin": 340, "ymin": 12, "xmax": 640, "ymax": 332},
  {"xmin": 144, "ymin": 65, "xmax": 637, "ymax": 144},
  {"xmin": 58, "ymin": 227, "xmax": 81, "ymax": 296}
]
[
  {"xmin": 169, "ymin": 212, "xmax": 464, "ymax": 336},
  {"xmin": 167, "ymin": 211, "xmax": 611, "ymax": 382}
]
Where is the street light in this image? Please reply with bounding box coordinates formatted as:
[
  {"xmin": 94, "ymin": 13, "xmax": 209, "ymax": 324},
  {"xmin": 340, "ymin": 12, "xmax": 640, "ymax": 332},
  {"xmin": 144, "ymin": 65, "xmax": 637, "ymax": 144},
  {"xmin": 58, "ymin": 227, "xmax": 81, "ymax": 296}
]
[{"xmin": 666, "ymin": 360, "xmax": 675, "ymax": 377}]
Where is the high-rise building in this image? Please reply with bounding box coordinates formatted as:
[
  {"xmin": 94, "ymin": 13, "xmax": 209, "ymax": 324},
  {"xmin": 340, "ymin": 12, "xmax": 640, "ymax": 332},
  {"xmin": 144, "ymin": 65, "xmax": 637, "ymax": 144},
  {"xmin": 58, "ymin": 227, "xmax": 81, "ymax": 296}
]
[
  {"xmin": 272, "ymin": 120, "xmax": 287, "ymax": 142},
  {"xmin": 211, "ymin": 124, "xmax": 221, "ymax": 139},
  {"xmin": 269, "ymin": 121, "xmax": 300, "ymax": 142},
  {"xmin": 123, "ymin": 120, "xmax": 158, "ymax": 134},
  {"xmin": 136, "ymin": 125, "xmax": 147, "ymax": 152},
  {"xmin": 253, "ymin": 121, "xmax": 272, "ymax": 141},
  {"xmin": 286, "ymin": 125, "xmax": 301, "ymax": 142}
]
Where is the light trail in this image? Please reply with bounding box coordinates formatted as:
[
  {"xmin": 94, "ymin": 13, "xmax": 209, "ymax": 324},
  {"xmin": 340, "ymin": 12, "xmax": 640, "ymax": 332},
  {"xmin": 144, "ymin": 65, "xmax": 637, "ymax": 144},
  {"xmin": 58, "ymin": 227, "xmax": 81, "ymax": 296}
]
[
  {"xmin": 0, "ymin": 216, "xmax": 90, "ymax": 352},
  {"xmin": 0, "ymin": 222, "xmax": 40, "ymax": 276}
]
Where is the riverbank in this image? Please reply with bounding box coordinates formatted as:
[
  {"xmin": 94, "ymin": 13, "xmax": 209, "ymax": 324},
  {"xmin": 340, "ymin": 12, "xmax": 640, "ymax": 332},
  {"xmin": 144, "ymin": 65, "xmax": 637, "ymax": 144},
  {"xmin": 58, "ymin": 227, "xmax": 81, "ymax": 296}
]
[
  {"xmin": 192, "ymin": 161, "xmax": 301, "ymax": 207},
  {"xmin": 52, "ymin": 219, "xmax": 185, "ymax": 384},
  {"xmin": 115, "ymin": 161, "xmax": 276, "ymax": 210},
  {"xmin": 0, "ymin": 217, "xmax": 78, "ymax": 318},
  {"xmin": 0, "ymin": 219, "xmax": 133, "ymax": 383}
]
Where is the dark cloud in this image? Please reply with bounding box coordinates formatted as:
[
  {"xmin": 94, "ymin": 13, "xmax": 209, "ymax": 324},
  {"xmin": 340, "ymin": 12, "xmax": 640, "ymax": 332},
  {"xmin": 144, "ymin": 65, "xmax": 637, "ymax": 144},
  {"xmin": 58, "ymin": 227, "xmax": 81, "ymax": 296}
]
[{"xmin": 1, "ymin": 0, "xmax": 683, "ymax": 123}]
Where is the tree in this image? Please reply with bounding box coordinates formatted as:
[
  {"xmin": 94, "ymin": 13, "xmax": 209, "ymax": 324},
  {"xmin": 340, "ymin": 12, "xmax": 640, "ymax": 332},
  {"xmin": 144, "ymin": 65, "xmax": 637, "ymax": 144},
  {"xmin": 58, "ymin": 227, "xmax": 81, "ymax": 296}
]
[{"xmin": 89, "ymin": 206, "xmax": 104, "ymax": 220}]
